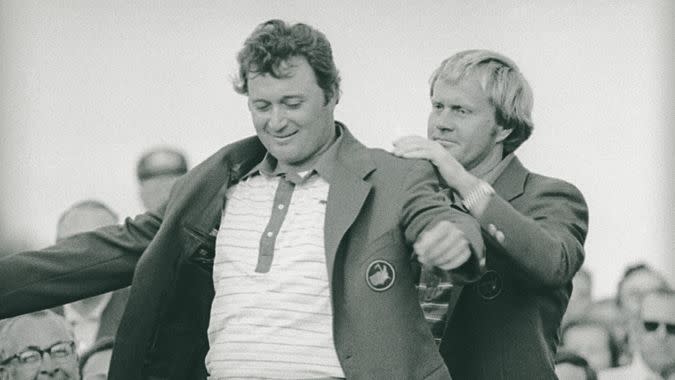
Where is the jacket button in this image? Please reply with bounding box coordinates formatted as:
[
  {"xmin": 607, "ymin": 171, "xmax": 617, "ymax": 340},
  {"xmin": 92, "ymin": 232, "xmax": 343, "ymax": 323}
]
[{"xmin": 475, "ymin": 270, "xmax": 502, "ymax": 300}]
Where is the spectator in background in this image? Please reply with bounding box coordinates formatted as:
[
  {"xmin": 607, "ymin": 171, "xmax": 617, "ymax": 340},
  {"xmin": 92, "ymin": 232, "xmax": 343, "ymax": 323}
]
[
  {"xmin": 599, "ymin": 288, "xmax": 675, "ymax": 379},
  {"xmin": 136, "ymin": 147, "xmax": 188, "ymax": 211},
  {"xmin": 392, "ymin": 49, "xmax": 589, "ymax": 379},
  {"xmin": 563, "ymin": 267, "xmax": 594, "ymax": 326},
  {"xmin": 54, "ymin": 200, "xmax": 129, "ymax": 355},
  {"xmin": 555, "ymin": 350, "xmax": 598, "ymax": 380},
  {"xmin": 586, "ymin": 298, "xmax": 631, "ymax": 365},
  {"xmin": 562, "ymin": 318, "xmax": 620, "ymax": 371},
  {"xmin": 0, "ymin": 310, "xmax": 80, "ymax": 380},
  {"xmin": 79, "ymin": 337, "xmax": 114, "ymax": 380},
  {"xmin": 617, "ymin": 263, "xmax": 671, "ymax": 362},
  {"xmin": 617, "ymin": 263, "xmax": 671, "ymax": 317}
]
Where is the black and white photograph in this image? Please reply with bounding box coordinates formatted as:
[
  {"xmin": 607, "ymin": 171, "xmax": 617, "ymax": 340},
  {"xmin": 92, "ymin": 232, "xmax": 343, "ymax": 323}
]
[{"xmin": 1, "ymin": 1, "xmax": 673, "ymax": 379}]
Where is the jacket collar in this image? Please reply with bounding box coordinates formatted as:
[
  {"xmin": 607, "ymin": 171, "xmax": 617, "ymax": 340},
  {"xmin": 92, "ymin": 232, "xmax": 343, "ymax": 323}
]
[
  {"xmin": 181, "ymin": 136, "xmax": 266, "ymax": 236},
  {"xmin": 331, "ymin": 121, "xmax": 376, "ymax": 179},
  {"xmin": 183, "ymin": 124, "xmax": 375, "ymax": 281},
  {"xmin": 322, "ymin": 123, "xmax": 376, "ymax": 279},
  {"xmin": 491, "ymin": 155, "xmax": 528, "ymax": 201}
]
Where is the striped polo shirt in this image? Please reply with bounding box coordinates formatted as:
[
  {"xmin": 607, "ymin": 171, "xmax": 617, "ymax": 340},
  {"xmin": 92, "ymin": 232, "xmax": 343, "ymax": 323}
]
[{"xmin": 205, "ymin": 130, "xmax": 345, "ymax": 379}]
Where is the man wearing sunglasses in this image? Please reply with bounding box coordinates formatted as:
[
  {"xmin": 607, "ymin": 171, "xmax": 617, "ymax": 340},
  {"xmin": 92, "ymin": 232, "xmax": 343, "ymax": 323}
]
[
  {"xmin": 0, "ymin": 310, "xmax": 80, "ymax": 380},
  {"xmin": 599, "ymin": 288, "xmax": 675, "ymax": 380}
]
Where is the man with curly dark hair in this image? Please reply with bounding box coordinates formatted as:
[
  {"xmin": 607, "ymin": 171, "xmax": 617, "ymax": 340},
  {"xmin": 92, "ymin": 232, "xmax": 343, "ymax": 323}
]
[{"xmin": 0, "ymin": 20, "xmax": 485, "ymax": 380}]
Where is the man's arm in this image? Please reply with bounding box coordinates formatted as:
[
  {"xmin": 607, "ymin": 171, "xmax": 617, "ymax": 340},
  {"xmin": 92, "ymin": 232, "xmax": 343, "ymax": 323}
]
[
  {"xmin": 399, "ymin": 159, "xmax": 485, "ymax": 284},
  {"xmin": 0, "ymin": 211, "xmax": 161, "ymax": 318},
  {"xmin": 476, "ymin": 178, "xmax": 588, "ymax": 287},
  {"xmin": 428, "ymin": 154, "xmax": 588, "ymax": 287},
  {"xmin": 392, "ymin": 136, "xmax": 587, "ymax": 287}
]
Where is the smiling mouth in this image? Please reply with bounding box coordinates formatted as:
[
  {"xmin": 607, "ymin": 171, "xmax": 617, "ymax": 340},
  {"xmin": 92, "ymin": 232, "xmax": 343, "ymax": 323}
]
[{"xmin": 270, "ymin": 130, "xmax": 298, "ymax": 140}]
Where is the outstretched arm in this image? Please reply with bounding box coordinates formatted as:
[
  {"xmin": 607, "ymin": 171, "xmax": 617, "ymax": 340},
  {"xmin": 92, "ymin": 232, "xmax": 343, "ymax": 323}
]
[{"xmin": 0, "ymin": 211, "xmax": 161, "ymax": 318}]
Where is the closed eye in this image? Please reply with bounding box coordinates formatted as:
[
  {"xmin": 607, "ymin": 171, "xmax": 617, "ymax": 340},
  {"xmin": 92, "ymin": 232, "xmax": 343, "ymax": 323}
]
[
  {"xmin": 251, "ymin": 101, "xmax": 270, "ymax": 112},
  {"xmin": 284, "ymin": 101, "xmax": 303, "ymax": 109},
  {"xmin": 451, "ymin": 105, "xmax": 469, "ymax": 115}
]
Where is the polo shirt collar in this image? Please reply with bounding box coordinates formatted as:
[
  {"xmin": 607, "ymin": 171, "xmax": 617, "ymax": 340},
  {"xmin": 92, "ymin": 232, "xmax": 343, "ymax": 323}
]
[{"xmin": 242, "ymin": 122, "xmax": 345, "ymax": 185}]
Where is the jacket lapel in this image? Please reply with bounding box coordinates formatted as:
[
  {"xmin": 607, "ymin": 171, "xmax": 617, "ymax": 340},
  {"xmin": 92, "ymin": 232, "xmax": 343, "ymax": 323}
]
[
  {"xmin": 182, "ymin": 136, "xmax": 266, "ymax": 237},
  {"xmin": 323, "ymin": 129, "xmax": 375, "ymax": 279},
  {"xmin": 492, "ymin": 156, "xmax": 528, "ymax": 201}
]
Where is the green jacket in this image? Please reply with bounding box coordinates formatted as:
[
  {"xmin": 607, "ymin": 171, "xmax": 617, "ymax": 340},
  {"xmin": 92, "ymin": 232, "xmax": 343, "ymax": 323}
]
[{"xmin": 0, "ymin": 124, "xmax": 484, "ymax": 379}]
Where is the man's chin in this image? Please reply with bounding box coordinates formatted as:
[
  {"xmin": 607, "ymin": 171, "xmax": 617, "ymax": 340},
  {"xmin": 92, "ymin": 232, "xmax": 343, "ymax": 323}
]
[{"xmin": 270, "ymin": 151, "xmax": 305, "ymax": 167}]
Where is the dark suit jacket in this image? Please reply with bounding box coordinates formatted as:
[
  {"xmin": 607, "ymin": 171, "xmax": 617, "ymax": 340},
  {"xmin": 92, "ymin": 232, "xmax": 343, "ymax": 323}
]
[
  {"xmin": 1, "ymin": 125, "xmax": 484, "ymax": 380},
  {"xmin": 439, "ymin": 157, "xmax": 588, "ymax": 380},
  {"xmin": 52, "ymin": 287, "xmax": 129, "ymax": 346}
]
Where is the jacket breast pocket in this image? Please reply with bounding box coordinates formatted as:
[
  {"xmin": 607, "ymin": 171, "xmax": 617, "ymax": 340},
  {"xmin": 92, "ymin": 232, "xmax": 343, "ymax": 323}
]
[{"xmin": 182, "ymin": 224, "xmax": 216, "ymax": 273}]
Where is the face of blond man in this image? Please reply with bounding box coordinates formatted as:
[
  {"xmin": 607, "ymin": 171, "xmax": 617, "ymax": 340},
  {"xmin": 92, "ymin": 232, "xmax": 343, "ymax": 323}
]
[{"xmin": 427, "ymin": 77, "xmax": 510, "ymax": 174}]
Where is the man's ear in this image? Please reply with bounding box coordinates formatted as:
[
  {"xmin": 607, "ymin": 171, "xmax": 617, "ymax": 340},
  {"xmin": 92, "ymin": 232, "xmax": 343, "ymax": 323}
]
[
  {"xmin": 495, "ymin": 125, "xmax": 512, "ymax": 144},
  {"xmin": 330, "ymin": 84, "xmax": 340, "ymax": 106}
]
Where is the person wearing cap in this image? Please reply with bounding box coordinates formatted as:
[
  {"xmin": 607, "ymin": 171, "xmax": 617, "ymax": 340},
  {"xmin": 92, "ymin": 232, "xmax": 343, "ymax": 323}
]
[
  {"xmin": 0, "ymin": 19, "xmax": 485, "ymax": 379},
  {"xmin": 136, "ymin": 147, "xmax": 188, "ymax": 211},
  {"xmin": 392, "ymin": 49, "xmax": 588, "ymax": 379}
]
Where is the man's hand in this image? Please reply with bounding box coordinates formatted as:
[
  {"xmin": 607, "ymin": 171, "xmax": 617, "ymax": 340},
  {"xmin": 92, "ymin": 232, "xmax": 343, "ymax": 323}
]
[
  {"xmin": 414, "ymin": 220, "xmax": 472, "ymax": 270},
  {"xmin": 392, "ymin": 135, "xmax": 447, "ymax": 163},
  {"xmin": 392, "ymin": 135, "xmax": 476, "ymax": 194}
]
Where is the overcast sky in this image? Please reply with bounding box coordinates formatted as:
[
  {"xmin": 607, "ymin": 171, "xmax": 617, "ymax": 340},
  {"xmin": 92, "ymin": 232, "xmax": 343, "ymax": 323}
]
[{"xmin": 1, "ymin": 0, "xmax": 673, "ymax": 297}]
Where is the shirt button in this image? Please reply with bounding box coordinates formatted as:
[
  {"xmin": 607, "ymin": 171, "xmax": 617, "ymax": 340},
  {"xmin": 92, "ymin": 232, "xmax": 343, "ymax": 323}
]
[
  {"xmin": 277, "ymin": 204, "xmax": 285, "ymax": 210},
  {"xmin": 266, "ymin": 231, "xmax": 274, "ymax": 238}
]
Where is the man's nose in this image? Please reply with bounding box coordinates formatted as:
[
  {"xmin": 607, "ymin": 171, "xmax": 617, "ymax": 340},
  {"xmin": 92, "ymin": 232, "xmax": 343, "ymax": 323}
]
[
  {"xmin": 433, "ymin": 120, "xmax": 455, "ymax": 132},
  {"xmin": 432, "ymin": 112, "xmax": 455, "ymax": 131},
  {"xmin": 38, "ymin": 352, "xmax": 58, "ymax": 375},
  {"xmin": 435, "ymin": 123, "xmax": 453, "ymax": 131},
  {"xmin": 267, "ymin": 106, "xmax": 288, "ymax": 131},
  {"xmin": 654, "ymin": 323, "xmax": 668, "ymax": 339}
]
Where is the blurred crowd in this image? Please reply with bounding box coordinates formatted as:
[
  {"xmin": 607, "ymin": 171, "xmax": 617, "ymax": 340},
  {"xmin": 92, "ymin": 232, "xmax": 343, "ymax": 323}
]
[
  {"xmin": 0, "ymin": 147, "xmax": 187, "ymax": 380},
  {"xmin": 556, "ymin": 264, "xmax": 675, "ymax": 380}
]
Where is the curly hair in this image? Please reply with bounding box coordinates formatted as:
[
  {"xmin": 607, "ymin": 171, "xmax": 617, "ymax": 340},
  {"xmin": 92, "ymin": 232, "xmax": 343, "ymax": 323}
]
[{"xmin": 233, "ymin": 19, "xmax": 341, "ymax": 105}]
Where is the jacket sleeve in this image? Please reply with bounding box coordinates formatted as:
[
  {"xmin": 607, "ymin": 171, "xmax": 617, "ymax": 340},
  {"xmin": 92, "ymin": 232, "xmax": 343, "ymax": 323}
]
[
  {"xmin": 479, "ymin": 176, "xmax": 588, "ymax": 287},
  {"xmin": 0, "ymin": 211, "xmax": 161, "ymax": 318},
  {"xmin": 399, "ymin": 160, "xmax": 485, "ymax": 284}
]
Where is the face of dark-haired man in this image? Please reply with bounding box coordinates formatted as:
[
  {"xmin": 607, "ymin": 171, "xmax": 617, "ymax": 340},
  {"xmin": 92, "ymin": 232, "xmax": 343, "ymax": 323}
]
[{"xmin": 247, "ymin": 56, "xmax": 337, "ymax": 172}]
